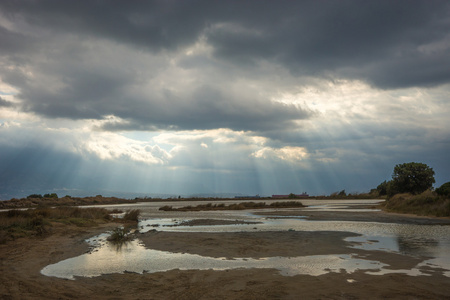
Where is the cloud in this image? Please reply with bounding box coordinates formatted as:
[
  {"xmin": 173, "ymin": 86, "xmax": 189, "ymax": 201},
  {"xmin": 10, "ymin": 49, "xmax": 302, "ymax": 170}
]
[
  {"xmin": 252, "ymin": 146, "xmax": 309, "ymax": 163},
  {"xmin": 0, "ymin": 25, "xmax": 35, "ymax": 56},
  {"xmin": 0, "ymin": 33, "xmax": 313, "ymax": 132},
  {"xmin": 0, "ymin": 1, "xmax": 449, "ymax": 134},
  {"xmin": 81, "ymin": 132, "xmax": 171, "ymax": 165},
  {"xmin": 204, "ymin": 1, "xmax": 450, "ymax": 89},
  {"xmin": 0, "ymin": 96, "xmax": 14, "ymax": 107},
  {"xmin": 0, "ymin": 1, "xmax": 450, "ymax": 198}
]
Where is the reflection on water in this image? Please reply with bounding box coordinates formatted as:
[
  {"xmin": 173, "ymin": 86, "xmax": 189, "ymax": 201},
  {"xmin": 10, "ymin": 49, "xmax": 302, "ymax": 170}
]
[
  {"xmin": 42, "ymin": 200, "xmax": 450, "ymax": 279},
  {"xmin": 40, "ymin": 234, "xmax": 396, "ymax": 280},
  {"xmin": 397, "ymin": 236, "xmax": 439, "ymax": 257},
  {"xmin": 41, "ymin": 231, "xmax": 449, "ymax": 280},
  {"xmin": 346, "ymin": 235, "xmax": 398, "ymax": 252}
]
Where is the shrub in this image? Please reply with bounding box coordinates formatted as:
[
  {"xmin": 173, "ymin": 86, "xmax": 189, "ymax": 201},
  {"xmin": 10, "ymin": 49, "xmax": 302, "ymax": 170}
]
[
  {"xmin": 436, "ymin": 182, "xmax": 450, "ymax": 197},
  {"xmin": 50, "ymin": 207, "xmax": 111, "ymax": 220},
  {"xmin": 107, "ymin": 227, "xmax": 130, "ymax": 243},
  {"xmin": 270, "ymin": 201, "xmax": 304, "ymax": 208},
  {"xmin": 123, "ymin": 209, "xmax": 140, "ymax": 222},
  {"xmin": 159, "ymin": 205, "xmax": 173, "ymax": 211},
  {"xmin": 377, "ymin": 181, "xmax": 388, "ymax": 196},
  {"xmin": 338, "ymin": 190, "xmax": 347, "ymax": 196},
  {"xmin": 43, "ymin": 193, "xmax": 58, "ymax": 198}
]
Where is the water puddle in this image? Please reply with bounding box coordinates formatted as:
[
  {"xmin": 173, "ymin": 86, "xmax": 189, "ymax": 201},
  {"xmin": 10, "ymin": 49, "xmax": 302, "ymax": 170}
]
[
  {"xmin": 40, "ymin": 233, "xmax": 396, "ymax": 280},
  {"xmin": 41, "ymin": 228, "xmax": 450, "ymax": 280},
  {"xmin": 40, "ymin": 200, "xmax": 450, "ymax": 280}
]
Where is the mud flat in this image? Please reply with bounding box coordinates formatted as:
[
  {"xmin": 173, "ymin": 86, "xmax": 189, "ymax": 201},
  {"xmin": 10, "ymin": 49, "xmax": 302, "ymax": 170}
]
[
  {"xmin": 258, "ymin": 209, "xmax": 450, "ymax": 225},
  {"xmin": 1, "ymin": 211, "xmax": 450, "ymax": 299}
]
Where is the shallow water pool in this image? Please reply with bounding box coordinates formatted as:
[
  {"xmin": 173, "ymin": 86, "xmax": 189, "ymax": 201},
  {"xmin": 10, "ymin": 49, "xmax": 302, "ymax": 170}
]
[{"xmin": 42, "ymin": 200, "xmax": 450, "ymax": 279}]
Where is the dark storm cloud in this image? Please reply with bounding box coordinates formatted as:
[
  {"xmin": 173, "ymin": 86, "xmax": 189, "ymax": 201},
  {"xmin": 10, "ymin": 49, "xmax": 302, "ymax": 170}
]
[
  {"xmin": 98, "ymin": 85, "xmax": 312, "ymax": 132},
  {"xmin": 19, "ymin": 64, "xmax": 137, "ymax": 119},
  {"xmin": 0, "ymin": 0, "xmax": 449, "ymax": 132},
  {"xmin": 204, "ymin": 0, "xmax": 450, "ymax": 88},
  {"xmin": 0, "ymin": 0, "xmax": 210, "ymax": 52},
  {"xmin": 0, "ymin": 25, "xmax": 35, "ymax": 55},
  {"xmin": 1, "ymin": 0, "xmax": 449, "ymax": 87}
]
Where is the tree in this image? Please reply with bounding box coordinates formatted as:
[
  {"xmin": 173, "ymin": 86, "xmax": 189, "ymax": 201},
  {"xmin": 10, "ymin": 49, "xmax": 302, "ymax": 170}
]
[
  {"xmin": 338, "ymin": 189, "xmax": 346, "ymax": 197},
  {"xmin": 390, "ymin": 162, "xmax": 435, "ymax": 195},
  {"xmin": 27, "ymin": 194, "xmax": 43, "ymax": 199},
  {"xmin": 43, "ymin": 193, "xmax": 58, "ymax": 198},
  {"xmin": 376, "ymin": 181, "xmax": 388, "ymax": 196},
  {"xmin": 435, "ymin": 182, "xmax": 450, "ymax": 197}
]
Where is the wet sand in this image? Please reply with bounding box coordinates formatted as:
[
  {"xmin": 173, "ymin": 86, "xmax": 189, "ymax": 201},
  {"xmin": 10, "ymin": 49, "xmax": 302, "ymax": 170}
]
[
  {"xmin": 1, "ymin": 212, "xmax": 450, "ymax": 299},
  {"xmin": 258, "ymin": 209, "xmax": 450, "ymax": 225},
  {"xmin": 164, "ymin": 218, "xmax": 262, "ymax": 227}
]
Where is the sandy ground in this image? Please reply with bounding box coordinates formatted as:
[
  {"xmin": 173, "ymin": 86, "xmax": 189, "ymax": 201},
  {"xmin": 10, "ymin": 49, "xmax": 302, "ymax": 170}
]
[{"xmin": 1, "ymin": 212, "xmax": 450, "ymax": 299}]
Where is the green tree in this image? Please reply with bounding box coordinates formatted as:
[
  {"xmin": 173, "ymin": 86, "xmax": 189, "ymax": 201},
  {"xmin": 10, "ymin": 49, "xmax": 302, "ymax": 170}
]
[
  {"xmin": 376, "ymin": 181, "xmax": 388, "ymax": 196},
  {"xmin": 435, "ymin": 182, "xmax": 450, "ymax": 197},
  {"xmin": 43, "ymin": 193, "xmax": 58, "ymax": 198},
  {"xmin": 390, "ymin": 162, "xmax": 435, "ymax": 195},
  {"xmin": 27, "ymin": 194, "xmax": 43, "ymax": 199}
]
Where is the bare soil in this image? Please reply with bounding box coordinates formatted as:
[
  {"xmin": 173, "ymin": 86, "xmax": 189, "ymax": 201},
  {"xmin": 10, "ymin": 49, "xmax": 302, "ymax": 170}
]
[{"xmin": 1, "ymin": 213, "xmax": 450, "ymax": 299}]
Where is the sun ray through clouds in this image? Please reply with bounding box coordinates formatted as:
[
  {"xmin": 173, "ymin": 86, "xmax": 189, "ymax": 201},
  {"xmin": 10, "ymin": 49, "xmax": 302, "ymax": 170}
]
[{"xmin": 0, "ymin": 1, "xmax": 449, "ymax": 198}]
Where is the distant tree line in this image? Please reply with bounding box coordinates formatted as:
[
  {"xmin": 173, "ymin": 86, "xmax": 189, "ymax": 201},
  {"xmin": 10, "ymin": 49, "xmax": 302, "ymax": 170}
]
[{"xmin": 27, "ymin": 193, "xmax": 58, "ymax": 199}]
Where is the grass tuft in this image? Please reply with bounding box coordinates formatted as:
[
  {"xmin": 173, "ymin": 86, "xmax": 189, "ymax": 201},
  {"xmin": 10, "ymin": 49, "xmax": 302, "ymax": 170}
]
[
  {"xmin": 123, "ymin": 209, "xmax": 140, "ymax": 222},
  {"xmin": 107, "ymin": 227, "xmax": 132, "ymax": 243}
]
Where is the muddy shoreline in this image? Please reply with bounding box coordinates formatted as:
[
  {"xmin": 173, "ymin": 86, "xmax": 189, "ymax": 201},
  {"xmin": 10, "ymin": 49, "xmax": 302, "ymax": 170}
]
[
  {"xmin": 1, "ymin": 210, "xmax": 450, "ymax": 299},
  {"xmin": 257, "ymin": 209, "xmax": 450, "ymax": 225}
]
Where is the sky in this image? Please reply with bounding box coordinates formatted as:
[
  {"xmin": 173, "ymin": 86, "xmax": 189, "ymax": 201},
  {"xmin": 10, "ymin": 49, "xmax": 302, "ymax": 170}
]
[{"xmin": 1, "ymin": 0, "xmax": 449, "ymax": 199}]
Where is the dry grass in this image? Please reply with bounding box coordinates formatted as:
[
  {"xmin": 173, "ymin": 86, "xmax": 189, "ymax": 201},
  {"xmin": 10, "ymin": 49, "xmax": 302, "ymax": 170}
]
[
  {"xmin": 159, "ymin": 201, "xmax": 305, "ymax": 211},
  {"xmin": 382, "ymin": 190, "xmax": 450, "ymax": 217},
  {"xmin": 123, "ymin": 209, "xmax": 140, "ymax": 222},
  {"xmin": 0, "ymin": 207, "xmax": 113, "ymax": 244},
  {"xmin": 0, "ymin": 195, "xmax": 141, "ymax": 209}
]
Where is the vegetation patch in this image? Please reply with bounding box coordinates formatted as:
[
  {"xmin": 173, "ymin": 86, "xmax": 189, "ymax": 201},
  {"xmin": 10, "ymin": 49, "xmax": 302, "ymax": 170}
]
[
  {"xmin": 159, "ymin": 201, "xmax": 305, "ymax": 211},
  {"xmin": 0, "ymin": 207, "xmax": 140, "ymax": 244},
  {"xmin": 436, "ymin": 182, "xmax": 450, "ymax": 197},
  {"xmin": 123, "ymin": 209, "xmax": 140, "ymax": 222},
  {"xmin": 375, "ymin": 162, "xmax": 450, "ymax": 217},
  {"xmin": 381, "ymin": 190, "xmax": 450, "ymax": 217},
  {"xmin": 0, "ymin": 195, "xmax": 150, "ymax": 210},
  {"xmin": 107, "ymin": 227, "xmax": 133, "ymax": 243}
]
